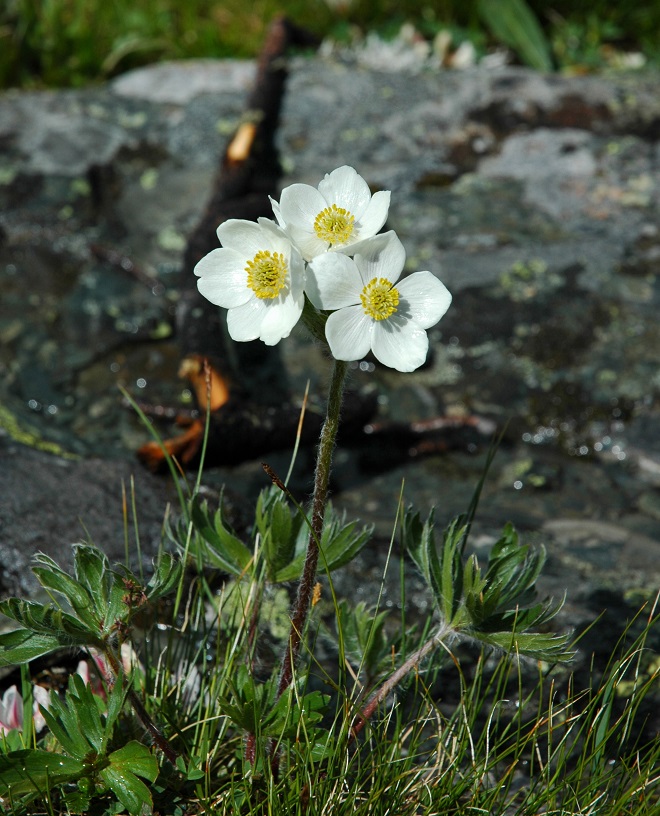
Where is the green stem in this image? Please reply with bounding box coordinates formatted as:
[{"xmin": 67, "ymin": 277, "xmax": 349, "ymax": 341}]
[{"xmin": 277, "ymin": 358, "xmax": 348, "ymax": 698}]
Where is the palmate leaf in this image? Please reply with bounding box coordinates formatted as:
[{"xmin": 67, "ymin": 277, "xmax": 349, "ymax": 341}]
[
  {"xmin": 475, "ymin": 629, "xmax": 574, "ymax": 662},
  {"xmin": 73, "ymin": 544, "xmax": 128, "ymax": 629},
  {"xmin": 40, "ymin": 673, "xmax": 110, "ymax": 759},
  {"xmin": 275, "ymin": 509, "xmax": 372, "ymax": 582},
  {"xmin": 0, "ymin": 600, "xmax": 102, "ymax": 668},
  {"xmin": 99, "ymin": 741, "xmax": 158, "ymax": 815},
  {"xmin": 0, "ymin": 750, "xmax": 84, "ymax": 797},
  {"xmin": 31, "ymin": 553, "xmax": 98, "ymax": 629},
  {"xmin": 188, "ymin": 495, "xmax": 252, "ymax": 576},
  {"xmin": 402, "ymin": 508, "xmax": 468, "ymax": 625},
  {"xmin": 258, "ymin": 488, "xmax": 302, "ymax": 578},
  {"xmin": 146, "ymin": 551, "xmax": 184, "ymax": 602},
  {"xmin": 0, "ymin": 628, "xmax": 66, "ymax": 668},
  {"xmin": 404, "ymin": 508, "xmax": 573, "ymax": 663}
]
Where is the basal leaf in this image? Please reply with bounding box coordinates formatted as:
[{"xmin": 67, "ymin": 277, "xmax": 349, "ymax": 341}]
[
  {"xmin": 0, "ymin": 628, "xmax": 66, "ymax": 668},
  {"xmin": 106, "ymin": 741, "xmax": 158, "ymax": 782},
  {"xmin": 0, "ymin": 749, "xmax": 84, "ymax": 796},
  {"xmin": 322, "ymin": 519, "xmax": 372, "ymax": 573},
  {"xmin": 476, "ymin": 629, "xmax": 574, "ymax": 662},
  {"xmin": 146, "ymin": 551, "xmax": 184, "ymax": 601},
  {"xmin": 189, "ymin": 498, "xmax": 251, "ymax": 576},
  {"xmin": 73, "ymin": 545, "xmax": 110, "ymax": 610},
  {"xmin": 99, "ymin": 742, "xmax": 158, "ymax": 815}
]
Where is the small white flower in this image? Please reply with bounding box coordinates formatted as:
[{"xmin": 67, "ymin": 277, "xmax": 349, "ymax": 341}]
[
  {"xmin": 306, "ymin": 231, "xmax": 452, "ymax": 372},
  {"xmin": 194, "ymin": 218, "xmax": 305, "ymax": 346},
  {"xmin": 271, "ymin": 165, "xmax": 391, "ymax": 261}
]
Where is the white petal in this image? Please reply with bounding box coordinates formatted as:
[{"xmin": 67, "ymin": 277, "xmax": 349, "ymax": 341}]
[
  {"xmin": 194, "ymin": 248, "xmax": 251, "ymax": 308},
  {"xmin": 353, "ymin": 231, "xmax": 405, "ymax": 286},
  {"xmin": 286, "ymin": 244, "xmax": 307, "ymax": 299},
  {"xmin": 269, "ymin": 196, "xmax": 286, "ymax": 228},
  {"xmin": 259, "ymin": 293, "xmax": 304, "ymax": 345},
  {"xmin": 325, "ymin": 307, "xmax": 373, "ymax": 361},
  {"xmin": 306, "ymin": 253, "xmax": 362, "ymax": 310},
  {"xmin": 256, "ymin": 217, "xmax": 288, "ymax": 247},
  {"xmin": 355, "ymin": 190, "xmax": 390, "ymax": 239},
  {"xmin": 371, "ymin": 318, "xmax": 429, "ymax": 372},
  {"xmin": 318, "ymin": 166, "xmax": 371, "ymax": 218},
  {"xmin": 226, "ymin": 298, "xmax": 269, "ymax": 342},
  {"xmin": 288, "ymin": 225, "xmax": 328, "ymax": 261},
  {"xmin": 217, "ymin": 219, "xmax": 267, "ymax": 256},
  {"xmin": 279, "ymin": 183, "xmax": 327, "ymax": 231},
  {"xmin": 397, "ymin": 272, "xmax": 452, "ymax": 330}
]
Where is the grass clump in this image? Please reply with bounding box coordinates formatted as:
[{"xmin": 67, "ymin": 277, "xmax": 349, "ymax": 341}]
[{"xmin": 0, "ymin": 466, "xmax": 657, "ymax": 814}]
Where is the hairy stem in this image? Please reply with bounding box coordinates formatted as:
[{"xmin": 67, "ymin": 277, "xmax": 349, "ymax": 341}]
[
  {"xmin": 103, "ymin": 645, "xmax": 179, "ymax": 764},
  {"xmin": 350, "ymin": 624, "xmax": 450, "ymax": 739},
  {"xmin": 277, "ymin": 358, "xmax": 348, "ymax": 698}
]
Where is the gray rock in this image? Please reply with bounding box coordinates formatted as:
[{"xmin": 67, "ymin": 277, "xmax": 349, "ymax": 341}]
[{"xmin": 1, "ymin": 56, "xmax": 659, "ymax": 632}]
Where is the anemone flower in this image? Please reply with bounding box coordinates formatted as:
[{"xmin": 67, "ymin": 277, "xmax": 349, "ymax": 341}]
[
  {"xmin": 306, "ymin": 231, "xmax": 452, "ymax": 372},
  {"xmin": 194, "ymin": 217, "xmax": 305, "ymax": 345},
  {"xmin": 271, "ymin": 165, "xmax": 390, "ymax": 261}
]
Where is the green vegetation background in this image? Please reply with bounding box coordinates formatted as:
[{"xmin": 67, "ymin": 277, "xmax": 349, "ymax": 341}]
[{"xmin": 1, "ymin": 0, "xmax": 659, "ymax": 89}]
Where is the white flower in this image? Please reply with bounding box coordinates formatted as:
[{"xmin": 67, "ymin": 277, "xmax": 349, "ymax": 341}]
[
  {"xmin": 306, "ymin": 231, "xmax": 452, "ymax": 372},
  {"xmin": 194, "ymin": 218, "xmax": 305, "ymax": 346},
  {"xmin": 271, "ymin": 165, "xmax": 391, "ymax": 261}
]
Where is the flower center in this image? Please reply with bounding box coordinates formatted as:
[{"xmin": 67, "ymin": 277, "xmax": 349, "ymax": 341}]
[
  {"xmin": 313, "ymin": 204, "xmax": 356, "ymax": 245},
  {"xmin": 360, "ymin": 277, "xmax": 399, "ymax": 321},
  {"xmin": 245, "ymin": 250, "xmax": 288, "ymax": 299}
]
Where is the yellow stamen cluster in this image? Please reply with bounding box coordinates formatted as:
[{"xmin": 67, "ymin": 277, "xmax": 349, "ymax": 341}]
[
  {"xmin": 313, "ymin": 204, "xmax": 355, "ymax": 245},
  {"xmin": 245, "ymin": 250, "xmax": 288, "ymax": 299},
  {"xmin": 360, "ymin": 277, "xmax": 399, "ymax": 321}
]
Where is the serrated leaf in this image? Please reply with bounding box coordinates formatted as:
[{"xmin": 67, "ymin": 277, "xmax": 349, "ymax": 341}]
[
  {"xmin": 73, "ymin": 544, "xmax": 110, "ymax": 609},
  {"xmin": 98, "ymin": 741, "xmax": 158, "ymax": 814},
  {"xmin": 40, "ymin": 695, "xmax": 92, "ymax": 759},
  {"xmin": 146, "ymin": 551, "xmax": 184, "ymax": 601},
  {"xmin": 0, "ymin": 628, "xmax": 66, "ymax": 668},
  {"xmin": 323, "ymin": 519, "xmax": 372, "ymax": 573},
  {"xmin": 106, "ymin": 741, "xmax": 158, "ymax": 783},
  {"xmin": 190, "ymin": 498, "xmax": 251, "ymax": 575},
  {"xmin": 0, "ymin": 750, "xmax": 84, "ymax": 796},
  {"xmin": 100, "ymin": 762, "xmax": 152, "ymax": 814},
  {"xmin": 475, "ymin": 629, "xmax": 574, "ymax": 662},
  {"xmin": 0, "ymin": 600, "xmax": 101, "ymax": 653},
  {"xmin": 31, "ymin": 552, "xmax": 100, "ymax": 631}
]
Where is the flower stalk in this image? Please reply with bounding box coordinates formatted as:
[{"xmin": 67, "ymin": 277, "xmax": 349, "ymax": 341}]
[
  {"xmin": 350, "ymin": 622, "xmax": 452, "ymax": 739},
  {"xmin": 277, "ymin": 357, "xmax": 348, "ymax": 698}
]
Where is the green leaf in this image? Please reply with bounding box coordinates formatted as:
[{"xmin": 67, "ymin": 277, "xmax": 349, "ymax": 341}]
[
  {"xmin": 146, "ymin": 551, "xmax": 184, "ymax": 602},
  {"xmin": 322, "ymin": 517, "xmax": 372, "ymax": 573},
  {"xmin": 274, "ymin": 512, "xmax": 371, "ymax": 582},
  {"xmin": 31, "ymin": 554, "xmax": 99, "ymax": 629},
  {"xmin": 107, "ymin": 741, "xmax": 158, "ymax": 783},
  {"xmin": 337, "ymin": 600, "xmax": 390, "ymax": 679},
  {"xmin": 477, "ymin": 0, "xmax": 554, "ymax": 72},
  {"xmin": 0, "ymin": 749, "xmax": 84, "ymax": 796},
  {"xmin": 100, "ymin": 741, "xmax": 157, "ymax": 814},
  {"xmin": 189, "ymin": 497, "xmax": 251, "ymax": 576},
  {"xmin": 263, "ymin": 495, "xmax": 301, "ymax": 577},
  {"xmin": 0, "ymin": 599, "xmax": 102, "ymax": 658},
  {"xmin": 73, "ymin": 545, "xmax": 112, "ymax": 620},
  {"xmin": 475, "ymin": 629, "xmax": 574, "ymax": 662},
  {"xmin": 0, "ymin": 628, "xmax": 66, "ymax": 668}
]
